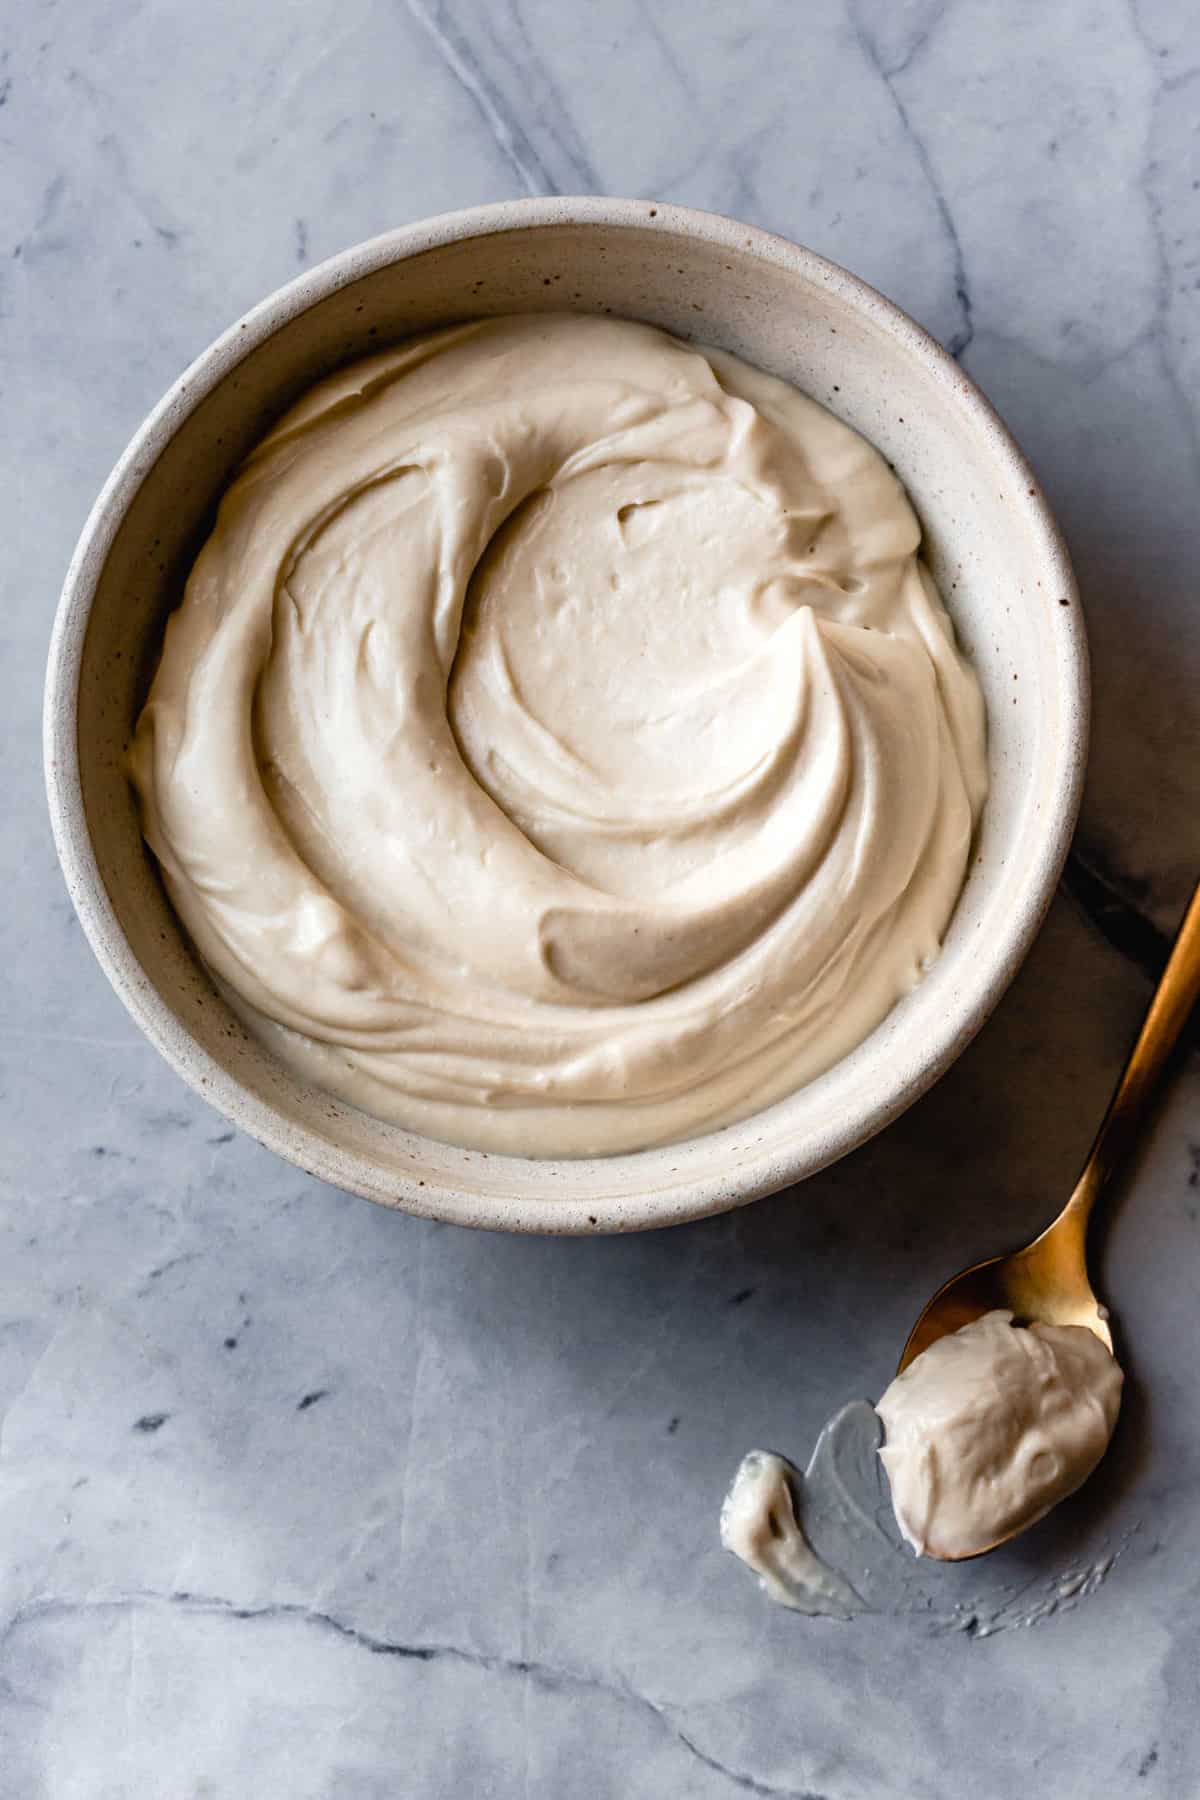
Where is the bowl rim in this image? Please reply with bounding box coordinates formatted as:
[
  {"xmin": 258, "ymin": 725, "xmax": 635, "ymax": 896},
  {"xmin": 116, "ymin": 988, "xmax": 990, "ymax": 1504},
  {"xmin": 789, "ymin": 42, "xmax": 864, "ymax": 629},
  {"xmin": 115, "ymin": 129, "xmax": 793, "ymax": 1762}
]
[{"xmin": 43, "ymin": 195, "xmax": 1088, "ymax": 1234}]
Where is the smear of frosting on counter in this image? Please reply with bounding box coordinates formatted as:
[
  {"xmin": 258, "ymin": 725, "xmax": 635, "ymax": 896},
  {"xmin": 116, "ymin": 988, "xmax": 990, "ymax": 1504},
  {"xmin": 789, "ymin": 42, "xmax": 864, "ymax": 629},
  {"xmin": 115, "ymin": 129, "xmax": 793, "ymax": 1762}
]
[
  {"xmin": 130, "ymin": 314, "xmax": 986, "ymax": 1156},
  {"xmin": 722, "ymin": 1314, "xmax": 1124, "ymax": 1634}
]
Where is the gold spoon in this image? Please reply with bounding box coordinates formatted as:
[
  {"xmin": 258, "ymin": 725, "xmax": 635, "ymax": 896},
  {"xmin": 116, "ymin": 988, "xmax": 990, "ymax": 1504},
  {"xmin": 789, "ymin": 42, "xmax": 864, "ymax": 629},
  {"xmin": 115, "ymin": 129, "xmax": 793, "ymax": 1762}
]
[{"xmin": 900, "ymin": 876, "xmax": 1200, "ymax": 1375}]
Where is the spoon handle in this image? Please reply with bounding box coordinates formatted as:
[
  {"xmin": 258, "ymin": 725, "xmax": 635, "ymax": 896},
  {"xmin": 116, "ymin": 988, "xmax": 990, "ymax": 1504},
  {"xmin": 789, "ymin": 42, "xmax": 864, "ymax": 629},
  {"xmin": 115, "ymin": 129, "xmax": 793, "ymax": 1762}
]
[{"xmin": 1071, "ymin": 877, "xmax": 1200, "ymax": 1217}]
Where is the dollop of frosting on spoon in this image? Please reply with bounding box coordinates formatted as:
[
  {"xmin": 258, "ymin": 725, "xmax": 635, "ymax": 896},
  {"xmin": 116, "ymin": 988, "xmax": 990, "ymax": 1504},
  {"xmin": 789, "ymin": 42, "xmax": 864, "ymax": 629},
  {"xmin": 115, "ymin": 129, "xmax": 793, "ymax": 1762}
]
[{"xmin": 875, "ymin": 1310, "xmax": 1123, "ymax": 1560}]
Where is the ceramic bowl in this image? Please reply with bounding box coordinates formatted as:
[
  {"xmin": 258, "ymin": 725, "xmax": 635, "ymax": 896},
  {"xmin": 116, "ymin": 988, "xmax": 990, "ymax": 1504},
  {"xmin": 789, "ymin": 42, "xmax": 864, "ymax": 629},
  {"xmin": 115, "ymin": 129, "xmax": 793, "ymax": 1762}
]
[{"xmin": 44, "ymin": 198, "xmax": 1086, "ymax": 1233}]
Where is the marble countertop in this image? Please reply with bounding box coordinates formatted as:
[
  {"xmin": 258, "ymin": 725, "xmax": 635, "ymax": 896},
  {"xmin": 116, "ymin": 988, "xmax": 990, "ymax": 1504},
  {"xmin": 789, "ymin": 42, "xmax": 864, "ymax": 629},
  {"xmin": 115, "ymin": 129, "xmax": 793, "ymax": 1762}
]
[{"xmin": 5, "ymin": 2, "xmax": 1199, "ymax": 1794}]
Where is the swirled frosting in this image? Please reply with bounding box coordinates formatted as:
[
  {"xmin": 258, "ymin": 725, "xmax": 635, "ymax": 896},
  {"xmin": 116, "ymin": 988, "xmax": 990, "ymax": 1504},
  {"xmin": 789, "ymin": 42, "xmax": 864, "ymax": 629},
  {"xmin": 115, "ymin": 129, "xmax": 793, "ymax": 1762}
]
[{"xmin": 130, "ymin": 315, "xmax": 986, "ymax": 1155}]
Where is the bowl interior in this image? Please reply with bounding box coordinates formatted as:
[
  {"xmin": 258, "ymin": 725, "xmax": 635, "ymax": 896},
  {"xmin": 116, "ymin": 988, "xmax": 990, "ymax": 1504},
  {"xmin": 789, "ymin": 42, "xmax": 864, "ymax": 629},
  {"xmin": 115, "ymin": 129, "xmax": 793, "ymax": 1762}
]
[{"xmin": 50, "ymin": 204, "xmax": 1083, "ymax": 1231}]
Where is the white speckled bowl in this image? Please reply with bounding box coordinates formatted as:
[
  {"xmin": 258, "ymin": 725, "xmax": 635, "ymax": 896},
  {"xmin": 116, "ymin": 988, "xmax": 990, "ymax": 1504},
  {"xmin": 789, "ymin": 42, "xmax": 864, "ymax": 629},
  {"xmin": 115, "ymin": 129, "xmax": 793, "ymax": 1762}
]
[{"xmin": 44, "ymin": 198, "xmax": 1086, "ymax": 1234}]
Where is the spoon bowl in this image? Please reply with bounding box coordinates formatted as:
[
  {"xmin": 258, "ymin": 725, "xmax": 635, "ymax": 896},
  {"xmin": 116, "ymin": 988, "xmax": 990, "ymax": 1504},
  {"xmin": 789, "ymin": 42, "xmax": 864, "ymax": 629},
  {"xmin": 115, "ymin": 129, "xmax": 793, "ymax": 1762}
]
[{"xmin": 898, "ymin": 1197, "xmax": 1111, "ymax": 1374}]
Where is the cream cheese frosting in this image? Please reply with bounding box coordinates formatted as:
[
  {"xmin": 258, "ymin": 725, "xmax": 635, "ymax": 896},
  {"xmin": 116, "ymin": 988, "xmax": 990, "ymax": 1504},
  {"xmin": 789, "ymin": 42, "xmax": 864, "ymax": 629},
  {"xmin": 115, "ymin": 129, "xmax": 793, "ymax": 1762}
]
[
  {"xmin": 721, "ymin": 1390, "xmax": 1124, "ymax": 1628},
  {"xmin": 130, "ymin": 314, "xmax": 987, "ymax": 1155},
  {"xmin": 876, "ymin": 1311, "xmax": 1124, "ymax": 1560},
  {"xmin": 720, "ymin": 1447, "xmax": 862, "ymax": 1617}
]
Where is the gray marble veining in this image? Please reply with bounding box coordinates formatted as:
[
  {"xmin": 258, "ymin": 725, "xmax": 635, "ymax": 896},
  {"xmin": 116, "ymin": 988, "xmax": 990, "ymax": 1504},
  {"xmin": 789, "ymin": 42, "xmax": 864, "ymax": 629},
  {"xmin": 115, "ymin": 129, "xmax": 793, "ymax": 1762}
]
[{"xmin": 3, "ymin": 1, "xmax": 1199, "ymax": 1794}]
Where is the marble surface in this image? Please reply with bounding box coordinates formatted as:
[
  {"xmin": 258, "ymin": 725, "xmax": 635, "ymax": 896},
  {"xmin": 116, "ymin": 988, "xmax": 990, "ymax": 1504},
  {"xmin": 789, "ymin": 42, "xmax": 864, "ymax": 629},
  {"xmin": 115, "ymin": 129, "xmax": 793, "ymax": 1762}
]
[{"xmin": 4, "ymin": 0, "xmax": 1199, "ymax": 1793}]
